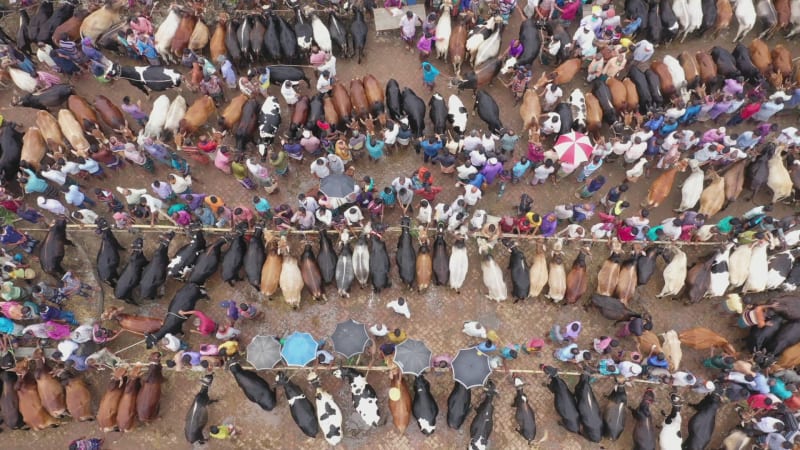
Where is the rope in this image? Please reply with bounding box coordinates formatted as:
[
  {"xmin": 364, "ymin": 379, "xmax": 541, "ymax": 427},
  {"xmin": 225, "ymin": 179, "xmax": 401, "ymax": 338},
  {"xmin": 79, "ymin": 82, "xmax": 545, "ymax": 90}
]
[
  {"xmin": 103, "ymin": 358, "xmax": 664, "ymax": 385},
  {"xmin": 12, "ymin": 224, "xmax": 725, "ymax": 246}
]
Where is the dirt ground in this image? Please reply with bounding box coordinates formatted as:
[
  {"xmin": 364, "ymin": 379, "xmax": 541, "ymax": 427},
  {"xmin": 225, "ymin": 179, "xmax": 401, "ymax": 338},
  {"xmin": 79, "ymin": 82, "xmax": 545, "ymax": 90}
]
[{"xmin": 0, "ymin": 2, "xmax": 798, "ymax": 449}]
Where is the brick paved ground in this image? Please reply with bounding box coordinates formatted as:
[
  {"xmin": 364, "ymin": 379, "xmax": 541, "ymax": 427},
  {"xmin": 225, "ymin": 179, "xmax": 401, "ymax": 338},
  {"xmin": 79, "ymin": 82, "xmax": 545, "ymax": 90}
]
[{"xmin": 0, "ymin": 4, "xmax": 785, "ymax": 449}]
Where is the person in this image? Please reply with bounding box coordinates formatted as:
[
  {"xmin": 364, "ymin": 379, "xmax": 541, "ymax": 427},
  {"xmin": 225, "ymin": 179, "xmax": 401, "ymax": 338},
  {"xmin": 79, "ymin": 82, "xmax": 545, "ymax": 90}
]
[
  {"xmin": 218, "ymin": 56, "xmax": 236, "ymax": 88},
  {"xmin": 421, "ymin": 61, "xmax": 440, "ymax": 91},
  {"xmin": 120, "ymin": 96, "xmax": 149, "ymax": 127},
  {"xmin": 258, "ymin": 67, "xmax": 271, "ymax": 97},
  {"xmin": 417, "ymin": 32, "xmax": 437, "ymax": 60},
  {"xmin": 504, "ymin": 67, "xmax": 531, "ymax": 104},
  {"xmin": 400, "ymin": 11, "xmax": 421, "ymax": 50},
  {"xmin": 68, "ymin": 437, "xmax": 104, "ymax": 450},
  {"xmin": 366, "ymin": 132, "xmax": 385, "ymax": 161},
  {"xmin": 317, "ymin": 70, "xmax": 332, "ymax": 94},
  {"xmin": 136, "ymin": 34, "xmax": 160, "ymax": 65},
  {"xmin": 318, "ymin": 53, "xmax": 337, "ymax": 84},
  {"xmin": 209, "ymin": 423, "xmax": 237, "ymax": 440},
  {"xmin": 281, "ymin": 80, "xmax": 301, "ymax": 107},
  {"xmin": 200, "ymin": 75, "xmax": 225, "ymax": 106}
]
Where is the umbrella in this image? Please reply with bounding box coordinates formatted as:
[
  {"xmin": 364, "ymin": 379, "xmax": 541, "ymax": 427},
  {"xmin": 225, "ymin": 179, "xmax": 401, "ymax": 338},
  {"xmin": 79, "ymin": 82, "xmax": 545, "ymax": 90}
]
[
  {"xmin": 280, "ymin": 332, "xmax": 319, "ymax": 367},
  {"xmin": 331, "ymin": 319, "xmax": 370, "ymax": 358},
  {"xmin": 246, "ymin": 335, "xmax": 282, "ymax": 369},
  {"xmin": 554, "ymin": 131, "xmax": 593, "ymax": 165},
  {"xmin": 320, "ymin": 173, "xmax": 357, "ymax": 199},
  {"xmin": 452, "ymin": 347, "xmax": 492, "ymax": 388},
  {"xmin": 394, "ymin": 339, "xmax": 432, "ymax": 375}
]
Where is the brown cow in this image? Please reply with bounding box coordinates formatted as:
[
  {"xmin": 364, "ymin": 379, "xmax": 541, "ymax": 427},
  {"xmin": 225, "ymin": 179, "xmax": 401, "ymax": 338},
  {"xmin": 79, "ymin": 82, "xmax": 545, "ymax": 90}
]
[
  {"xmin": 21, "ymin": 127, "xmax": 47, "ymax": 171},
  {"xmin": 171, "ymin": 12, "xmax": 197, "ymax": 58},
  {"xmin": 679, "ymin": 51, "xmax": 700, "ymax": 88},
  {"xmin": 188, "ymin": 18, "xmax": 210, "ymax": 52},
  {"xmin": 776, "ymin": 0, "xmax": 791, "ymax": 31},
  {"xmin": 363, "ymin": 74, "xmax": 385, "ymax": 122},
  {"xmin": 644, "ymin": 160, "xmax": 688, "ymax": 208},
  {"xmin": 79, "ymin": 1, "xmax": 122, "ymax": 41},
  {"xmin": 650, "ymin": 61, "xmax": 676, "ymax": 99},
  {"xmin": 606, "ymin": 78, "xmax": 627, "ymax": 111},
  {"xmin": 210, "ymin": 14, "xmax": 228, "ymax": 63},
  {"xmin": 533, "ymin": 58, "xmax": 582, "ymax": 91},
  {"xmin": 291, "ymin": 96, "xmax": 310, "ymax": 136},
  {"xmin": 519, "ymin": 88, "xmax": 541, "ymax": 131},
  {"xmin": 449, "ymin": 15, "xmax": 468, "ymax": 76},
  {"xmin": 331, "ymin": 83, "xmax": 352, "ymax": 125},
  {"xmin": 94, "ymin": 95, "xmax": 133, "ymax": 139},
  {"xmin": 622, "ymin": 78, "xmax": 639, "ymax": 113},
  {"xmin": 585, "ymin": 93, "xmax": 602, "ymax": 138},
  {"xmin": 14, "ymin": 362, "xmax": 58, "ymax": 431},
  {"xmin": 179, "ymin": 95, "xmax": 216, "ymax": 135},
  {"xmin": 748, "ymin": 38, "xmax": 772, "ymax": 74},
  {"xmin": 712, "ymin": 0, "xmax": 733, "ymax": 37},
  {"xmin": 349, "ymin": 78, "xmax": 369, "ymax": 119},
  {"xmin": 67, "ymin": 95, "xmax": 99, "ymax": 132},
  {"xmin": 218, "ymin": 94, "xmax": 248, "ymax": 130},
  {"xmin": 772, "ymin": 45, "xmax": 792, "ymax": 78},
  {"xmin": 53, "ymin": 10, "xmax": 89, "ymax": 43},
  {"xmin": 695, "ymin": 51, "xmax": 718, "ymax": 87},
  {"xmin": 57, "ymin": 109, "xmax": 90, "ymax": 157},
  {"xmin": 323, "ymin": 96, "xmax": 339, "ymax": 129},
  {"xmin": 36, "ymin": 110, "xmax": 65, "ymax": 152}
]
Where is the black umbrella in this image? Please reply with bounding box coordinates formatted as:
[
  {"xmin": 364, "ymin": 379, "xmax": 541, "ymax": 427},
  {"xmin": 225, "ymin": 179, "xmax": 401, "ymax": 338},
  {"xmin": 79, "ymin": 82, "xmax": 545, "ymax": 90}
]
[
  {"xmin": 452, "ymin": 347, "xmax": 492, "ymax": 388},
  {"xmin": 394, "ymin": 339, "xmax": 432, "ymax": 375},
  {"xmin": 330, "ymin": 319, "xmax": 370, "ymax": 358},
  {"xmin": 319, "ymin": 173, "xmax": 357, "ymax": 199},
  {"xmin": 246, "ymin": 335, "xmax": 282, "ymax": 369}
]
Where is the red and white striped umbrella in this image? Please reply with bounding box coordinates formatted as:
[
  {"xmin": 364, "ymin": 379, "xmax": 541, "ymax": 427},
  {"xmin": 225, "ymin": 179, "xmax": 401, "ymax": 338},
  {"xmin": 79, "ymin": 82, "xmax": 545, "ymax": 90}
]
[{"xmin": 554, "ymin": 132, "xmax": 593, "ymax": 165}]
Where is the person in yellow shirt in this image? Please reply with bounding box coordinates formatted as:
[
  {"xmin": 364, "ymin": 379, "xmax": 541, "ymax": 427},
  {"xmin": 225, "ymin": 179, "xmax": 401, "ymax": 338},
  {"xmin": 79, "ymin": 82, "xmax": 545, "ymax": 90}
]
[
  {"xmin": 387, "ymin": 328, "xmax": 407, "ymax": 344},
  {"xmin": 217, "ymin": 340, "xmax": 239, "ymax": 357},
  {"xmin": 210, "ymin": 423, "xmax": 237, "ymax": 439}
]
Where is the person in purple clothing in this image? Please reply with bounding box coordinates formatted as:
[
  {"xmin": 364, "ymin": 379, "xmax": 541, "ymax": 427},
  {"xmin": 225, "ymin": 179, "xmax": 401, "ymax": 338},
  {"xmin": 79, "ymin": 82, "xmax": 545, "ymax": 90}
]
[
  {"xmin": 540, "ymin": 212, "xmax": 558, "ymax": 237},
  {"xmin": 504, "ymin": 39, "xmax": 524, "ymax": 59},
  {"xmin": 121, "ymin": 96, "xmax": 149, "ymax": 127},
  {"xmin": 723, "ymin": 77, "xmax": 744, "ymax": 97},
  {"xmin": 480, "ymin": 157, "xmax": 503, "ymax": 184},
  {"xmin": 181, "ymin": 193, "xmax": 207, "ymax": 211},
  {"xmin": 417, "ymin": 32, "xmax": 437, "ymax": 61},
  {"xmin": 80, "ymin": 37, "xmax": 105, "ymax": 63}
]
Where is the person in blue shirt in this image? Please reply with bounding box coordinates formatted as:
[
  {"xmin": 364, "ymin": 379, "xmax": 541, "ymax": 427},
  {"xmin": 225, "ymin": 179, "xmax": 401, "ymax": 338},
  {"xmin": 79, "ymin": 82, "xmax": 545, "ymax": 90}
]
[
  {"xmin": 420, "ymin": 135, "xmax": 443, "ymax": 163},
  {"xmin": 19, "ymin": 168, "xmax": 51, "ymax": 195},
  {"xmin": 477, "ymin": 339, "xmax": 497, "ymax": 353},
  {"xmin": 253, "ymin": 196, "xmax": 271, "ymax": 217},
  {"xmin": 136, "ymin": 34, "xmax": 161, "ymax": 66},
  {"xmin": 647, "ymin": 352, "xmax": 669, "ymax": 369},
  {"xmin": 195, "ymin": 206, "xmax": 216, "ymax": 226},
  {"xmin": 467, "ymin": 172, "xmax": 486, "ymax": 188},
  {"xmin": 366, "ymin": 132, "xmax": 385, "ymax": 161},
  {"xmin": 421, "ymin": 62, "xmax": 440, "ymax": 91},
  {"xmin": 379, "ymin": 187, "xmax": 396, "ymax": 207},
  {"xmin": 511, "ymin": 157, "xmax": 531, "ymax": 183}
]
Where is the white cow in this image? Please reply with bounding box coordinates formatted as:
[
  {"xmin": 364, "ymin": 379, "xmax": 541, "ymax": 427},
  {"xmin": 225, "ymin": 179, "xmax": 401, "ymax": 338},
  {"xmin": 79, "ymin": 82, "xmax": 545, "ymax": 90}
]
[
  {"xmin": 435, "ymin": 3, "xmax": 452, "ymax": 60},
  {"xmin": 732, "ymin": 0, "xmax": 757, "ymax": 42},
  {"xmin": 154, "ymin": 8, "xmax": 181, "ymax": 64}
]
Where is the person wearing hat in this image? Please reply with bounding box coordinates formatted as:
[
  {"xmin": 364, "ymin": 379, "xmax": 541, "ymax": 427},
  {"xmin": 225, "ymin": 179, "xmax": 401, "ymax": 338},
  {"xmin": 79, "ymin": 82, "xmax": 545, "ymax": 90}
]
[
  {"xmin": 300, "ymin": 129, "xmax": 322, "ymax": 157},
  {"xmin": 632, "ymin": 40, "xmax": 655, "ymax": 66},
  {"xmin": 281, "ymin": 79, "xmax": 301, "ymax": 108},
  {"xmin": 318, "ymin": 53, "xmax": 337, "ymax": 84},
  {"xmin": 572, "ymin": 26, "xmax": 597, "ymax": 58},
  {"xmin": 481, "ymin": 157, "xmax": 503, "ymax": 185},
  {"xmin": 317, "ymin": 70, "xmax": 332, "ymax": 94}
]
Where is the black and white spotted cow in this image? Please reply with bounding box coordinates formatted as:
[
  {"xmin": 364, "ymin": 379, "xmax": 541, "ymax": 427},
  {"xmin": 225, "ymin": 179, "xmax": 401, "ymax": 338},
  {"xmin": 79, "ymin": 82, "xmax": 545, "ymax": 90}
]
[
  {"xmin": 107, "ymin": 63, "xmax": 182, "ymax": 95},
  {"xmin": 258, "ymin": 95, "xmax": 281, "ymax": 158},
  {"xmin": 307, "ymin": 372, "xmax": 343, "ymax": 446},
  {"xmin": 333, "ymin": 367, "xmax": 381, "ymax": 427},
  {"xmin": 659, "ymin": 393, "xmax": 683, "ymax": 449}
]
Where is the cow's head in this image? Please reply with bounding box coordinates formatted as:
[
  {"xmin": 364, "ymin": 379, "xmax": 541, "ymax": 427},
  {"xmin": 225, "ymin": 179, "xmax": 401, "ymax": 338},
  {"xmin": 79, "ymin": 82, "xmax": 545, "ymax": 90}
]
[{"xmin": 106, "ymin": 63, "xmax": 121, "ymax": 79}]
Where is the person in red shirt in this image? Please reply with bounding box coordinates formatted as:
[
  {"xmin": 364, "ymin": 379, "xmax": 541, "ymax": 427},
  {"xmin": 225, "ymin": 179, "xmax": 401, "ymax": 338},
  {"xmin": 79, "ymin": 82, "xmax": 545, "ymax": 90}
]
[
  {"xmin": 499, "ymin": 216, "xmax": 516, "ymax": 233},
  {"xmin": 414, "ymin": 184, "xmax": 443, "ymax": 202},
  {"xmin": 727, "ymin": 101, "xmax": 762, "ymax": 126},
  {"xmin": 617, "ymin": 224, "xmax": 636, "ymax": 242},
  {"xmin": 747, "ymin": 394, "xmax": 776, "ymax": 411},
  {"xmin": 196, "ymin": 134, "xmax": 218, "ymax": 153},
  {"xmin": 515, "ymin": 216, "xmax": 533, "ymax": 234},
  {"xmin": 180, "ymin": 310, "xmax": 218, "ymax": 336}
]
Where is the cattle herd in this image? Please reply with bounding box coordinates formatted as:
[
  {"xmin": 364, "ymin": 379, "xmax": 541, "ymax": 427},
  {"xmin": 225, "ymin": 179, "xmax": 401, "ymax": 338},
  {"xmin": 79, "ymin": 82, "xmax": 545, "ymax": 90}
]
[{"xmin": 6, "ymin": 0, "xmax": 800, "ymax": 447}]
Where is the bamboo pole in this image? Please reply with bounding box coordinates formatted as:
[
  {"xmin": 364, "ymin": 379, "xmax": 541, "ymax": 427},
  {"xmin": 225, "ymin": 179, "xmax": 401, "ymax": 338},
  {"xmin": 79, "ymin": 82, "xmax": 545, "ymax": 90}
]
[{"xmin": 13, "ymin": 224, "xmax": 725, "ymax": 246}]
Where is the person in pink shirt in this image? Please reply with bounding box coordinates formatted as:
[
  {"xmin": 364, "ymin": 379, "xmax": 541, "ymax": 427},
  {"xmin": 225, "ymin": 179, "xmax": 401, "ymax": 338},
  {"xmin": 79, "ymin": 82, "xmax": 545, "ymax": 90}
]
[
  {"xmin": 172, "ymin": 209, "xmax": 192, "ymax": 227},
  {"xmin": 180, "ymin": 310, "xmax": 218, "ymax": 336},
  {"xmin": 233, "ymin": 206, "xmax": 255, "ymax": 228},
  {"xmin": 309, "ymin": 45, "xmax": 328, "ymax": 67},
  {"xmin": 417, "ymin": 32, "xmax": 437, "ymax": 61},
  {"xmin": 215, "ymin": 146, "xmax": 232, "ymax": 174}
]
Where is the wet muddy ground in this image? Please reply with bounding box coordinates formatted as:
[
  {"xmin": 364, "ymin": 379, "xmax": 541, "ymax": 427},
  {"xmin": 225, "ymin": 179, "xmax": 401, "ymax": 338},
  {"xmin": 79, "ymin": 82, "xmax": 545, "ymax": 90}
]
[{"xmin": 1, "ymin": 2, "xmax": 798, "ymax": 449}]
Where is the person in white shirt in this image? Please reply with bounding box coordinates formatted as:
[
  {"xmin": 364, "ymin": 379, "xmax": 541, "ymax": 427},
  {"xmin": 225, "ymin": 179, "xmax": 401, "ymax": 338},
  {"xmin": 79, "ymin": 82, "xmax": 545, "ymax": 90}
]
[
  {"xmin": 531, "ymin": 160, "xmax": 555, "ymax": 185},
  {"xmin": 169, "ymin": 173, "xmax": 192, "ymax": 195},
  {"xmin": 665, "ymin": 105, "xmax": 686, "ymax": 120},
  {"xmin": 417, "ymin": 200, "xmax": 432, "ymax": 225},
  {"xmin": 618, "ymin": 360, "xmax": 642, "ymax": 378},
  {"xmin": 449, "ymin": 196, "xmax": 466, "ymax": 217},
  {"xmin": 344, "ymin": 206, "xmax": 363, "ymax": 226},
  {"xmin": 572, "ymin": 26, "xmax": 596, "ymax": 57},
  {"xmin": 661, "ymin": 218, "xmax": 683, "ymax": 240},
  {"xmin": 310, "ymin": 158, "xmax": 330, "ymax": 179},
  {"xmin": 384, "ymin": 121, "xmax": 399, "ymax": 151},
  {"xmin": 540, "ymin": 113, "xmax": 561, "ymax": 135},
  {"xmin": 41, "ymin": 165, "xmax": 67, "ymax": 186},
  {"xmin": 116, "ymin": 187, "xmax": 147, "ymax": 206},
  {"xmin": 469, "ymin": 149, "xmax": 487, "ymax": 168},
  {"xmin": 71, "ymin": 209, "xmax": 98, "ymax": 226},
  {"xmin": 434, "ymin": 202, "xmax": 451, "ymax": 222},
  {"xmin": 624, "ymin": 136, "xmax": 647, "ymax": 163},
  {"xmin": 676, "ymin": 130, "xmax": 699, "ymax": 150},
  {"xmin": 298, "ymin": 193, "xmax": 319, "ymax": 215},
  {"xmin": 543, "ymin": 83, "xmax": 562, "ymax": 111},
  {"xmin": 60, "ymin": 159, "xmax": 81, "ymax": 177},
  {"xmin": 318, "ymin": 53, "xmax": 337, "ymax": 80},
  {"xmin": 554, "ymin": 203, "xmax": 573, "ymax": 220},
  {"xmin": 463, "ymin": 185, "xmax": 482, "ymax": 206},
  {"xmin": 281, "ymin": 80, "xmax": 301, "ymax": 106},
  {"xmin": 456, "ymin": 162, "xmax": 477, "ymax": 182},
  {"xmin": 611, "ymin": 136, "xmax": 632, "ymax": 156},
  {"xmin": 391, "ymin": 176, "xmax": 412, "ymax": 193},
  {"xmin": 447, "ymin": 212, "xmax": 467, "ymax": 231},
  {"xmin": 778, "ymin": 127, "xmax": 800, "ymax": 146},
  {"xmin": 37, "ymin": 196, "xmax": 67, "ymax": 215},
  {"xmin": 316, "ymin": 70, "xmax": 332, "ymax": 94},
  {"xmin": 481, "ymin": 133, "xmax": 497, "ymax": 153},
  {"xmin": 557, "ymin": 223, "xmax": 586, "ymax": 239},
  {"xmin": 315, "ymin": 206, "xmax": 332, "ymax": 226},
  {"xmin": 462, "ymin": 131, "xmax": 482, "ymax": 152}
]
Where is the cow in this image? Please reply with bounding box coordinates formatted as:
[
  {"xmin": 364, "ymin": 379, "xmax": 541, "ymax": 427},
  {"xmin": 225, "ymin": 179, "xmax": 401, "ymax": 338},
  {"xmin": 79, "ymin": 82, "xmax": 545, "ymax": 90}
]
[{"xmin": 106, "ymin": 64, "xmax": 182, "ymax": 95}]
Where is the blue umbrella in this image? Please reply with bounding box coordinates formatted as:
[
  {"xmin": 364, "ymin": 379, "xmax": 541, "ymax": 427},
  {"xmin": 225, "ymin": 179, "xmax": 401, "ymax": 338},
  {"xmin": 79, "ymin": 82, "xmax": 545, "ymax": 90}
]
[{"xmin": 280, "ymin": 332, "xmax": 320, "ymax": 367}]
